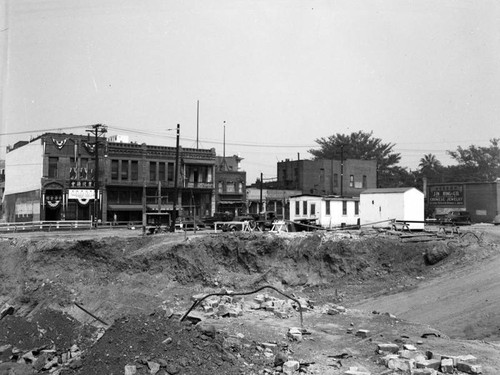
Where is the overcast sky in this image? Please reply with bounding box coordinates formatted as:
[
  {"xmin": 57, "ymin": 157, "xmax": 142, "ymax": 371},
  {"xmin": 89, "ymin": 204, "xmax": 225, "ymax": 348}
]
[{"xmin": 1, "ymin": 0, "xmax": 499, "ymax": 182}]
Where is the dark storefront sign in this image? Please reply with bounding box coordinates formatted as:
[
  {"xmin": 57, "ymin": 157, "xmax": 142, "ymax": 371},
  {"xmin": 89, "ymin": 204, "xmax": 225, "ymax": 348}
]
[
  {"xmin": 429, "ymin": 185, "xmax": 464, "ymax": 206},
  {"xmin": 69, "ymin": 180, "xmax": 95, "ymax": 188}
]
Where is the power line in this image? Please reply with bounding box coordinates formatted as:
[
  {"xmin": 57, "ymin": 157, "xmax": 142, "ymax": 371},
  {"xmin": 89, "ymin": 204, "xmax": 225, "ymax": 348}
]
[
  {"xmin": 0, "ymin": 125, "xmax": 96, "ymax": 137},
  {"xmin": 2, "ymin": 125, "xmax": 497, "ymax": 152}
]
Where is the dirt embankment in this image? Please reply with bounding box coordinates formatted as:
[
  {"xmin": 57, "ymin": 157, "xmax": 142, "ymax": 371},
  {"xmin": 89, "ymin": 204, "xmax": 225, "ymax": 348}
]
[
  {"xmin": 0, "ymin": 232, "xmax": 436, "ymax": 314},
  {"xmin": 1, "ymin": 229, "xmax": 499, "ymax": 374}
]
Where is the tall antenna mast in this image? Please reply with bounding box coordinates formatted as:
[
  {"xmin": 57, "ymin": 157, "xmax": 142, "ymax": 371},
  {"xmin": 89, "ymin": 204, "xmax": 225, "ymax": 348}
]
[{"xmin": 196, "ymin": 100, "xmax": 199, "ymax": 149}]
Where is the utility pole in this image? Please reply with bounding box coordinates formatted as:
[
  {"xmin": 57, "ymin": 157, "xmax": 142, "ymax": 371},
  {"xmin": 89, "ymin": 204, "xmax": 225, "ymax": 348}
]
[
  {"xmin": 340, "ymin": 144, "xmax": 344, "ymax": 197},
  {"xmin": 171, "ymin": 124, "xmax": 180, "ymax": 232},
  {"xmin": 86, "ymin": 124, "xmax": 107, "ymax": 227},
  {"xmin": 196, "ymin": 100, "xmax": 199, "ymax": 149},
  {"xmin": 222, "ymin": 121, "xmax": 228, "ymax": 171},
  {"xmin": 259, "ymin": 172, "xmax": 263, "ymax": 213}
]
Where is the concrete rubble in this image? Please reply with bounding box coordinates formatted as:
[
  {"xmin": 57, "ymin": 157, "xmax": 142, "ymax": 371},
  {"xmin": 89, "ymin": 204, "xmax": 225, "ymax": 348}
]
[
  {"xmin": 0, "ymin": 342, "xmax": 83, "ymax": 374},
  {"xmin": 376, "ymin": 342, "xmax": 482, "ymax": 374},
  {"xmin": 191, "ymin": 291, "xmax": 313, "ymax": 321}
]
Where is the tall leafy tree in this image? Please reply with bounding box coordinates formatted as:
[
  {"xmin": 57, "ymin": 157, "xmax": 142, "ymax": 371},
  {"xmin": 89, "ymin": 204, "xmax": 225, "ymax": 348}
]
[
  {"xmin": 419, "ymin": 153, "xmax": 442, "ymax": 172},
  {"xmin": 309, "ymin": 131, "xmax": 402, "ymax": 187},
  {"xmin": 418, "ymin": 153, "xmax": 443, "ymax": 182},
  {"xmin": 446, "ymin": 138, "xmax": 500, "ymax": 181}
]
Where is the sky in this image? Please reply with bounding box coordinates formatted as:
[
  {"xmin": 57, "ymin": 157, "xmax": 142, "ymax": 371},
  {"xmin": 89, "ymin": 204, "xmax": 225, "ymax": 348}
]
[{"xmin": 1, "ymin": 0, "xmax": 499, "ymax": 182}]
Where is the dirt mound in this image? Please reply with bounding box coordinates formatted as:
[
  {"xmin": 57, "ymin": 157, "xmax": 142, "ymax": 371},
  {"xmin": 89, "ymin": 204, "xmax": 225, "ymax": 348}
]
[
  {"xmin": 0, "ymin": 309, "xmax": 96, "ymax": 352},
  {"xmin": 66, "ymin": 311, "xmax": 270, "ymax": 375}
]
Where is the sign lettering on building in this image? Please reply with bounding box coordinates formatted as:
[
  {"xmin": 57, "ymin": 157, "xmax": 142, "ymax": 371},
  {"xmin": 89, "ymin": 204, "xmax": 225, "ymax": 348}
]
[
  {"xmin": 69, "ymin": 180, "xmax": 95, "ymax": 188},
  {"xmin": 428, "ymin": 185, "xmax": 464, "ymax": 206},
  {"xmin": 68, "ymin": 189, "xmax": 95, "ymax": 200}
]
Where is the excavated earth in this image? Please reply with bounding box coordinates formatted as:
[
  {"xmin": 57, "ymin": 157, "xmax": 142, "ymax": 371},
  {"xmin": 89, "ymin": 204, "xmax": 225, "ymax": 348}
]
[{"xmin": 0, "ymin": 227, "xmax": 500, "ymax": 374}]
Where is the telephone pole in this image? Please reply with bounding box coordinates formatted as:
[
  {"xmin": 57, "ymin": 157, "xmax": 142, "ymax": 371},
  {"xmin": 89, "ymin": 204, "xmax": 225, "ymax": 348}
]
[
  {"xmin": 86, "ymin": 124, "xmax": 107, "ymax": 227},
  {"xmin": 171, "ymin": 124, "xmax": 180, "ymax": 232}
]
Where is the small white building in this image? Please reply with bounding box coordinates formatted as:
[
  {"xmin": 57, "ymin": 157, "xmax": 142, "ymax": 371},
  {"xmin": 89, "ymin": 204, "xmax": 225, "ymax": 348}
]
[
  {"xmin": 289, "ymin": 194, "xmax": 360, "ymax": 229},
  {"xmin": 360, "ymin": 187, "xmax": 424, "ymax": 230}
]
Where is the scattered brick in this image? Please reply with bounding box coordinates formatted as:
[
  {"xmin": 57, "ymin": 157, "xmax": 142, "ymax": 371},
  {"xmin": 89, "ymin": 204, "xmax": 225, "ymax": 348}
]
[
  {"xmin": 282, "ymin": 360, "xmax": 300, "ymax": 375},
  {"xmin": 377, "ymin": 343, "xmax": 399, "ymax": 354},
  {"xmin": 355, "ymin": 329, "xmax": 370, "ymax": 338},
  {"xmin": 440, "ymin": 358, "xmax": 454, "ymax": 373}
]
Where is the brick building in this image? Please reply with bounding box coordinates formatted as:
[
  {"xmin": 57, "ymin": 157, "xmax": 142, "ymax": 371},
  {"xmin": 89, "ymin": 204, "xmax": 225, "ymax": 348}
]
[
  {"xmin": 105, "ymin": 141, "xmax": 216, "ymax": 223},
  {"xmin": 214, "ymin": 155, "xmax": 246, "ymax": 216},
  {"xmin": 277, "ymin": 158, "xmax": 377, "ymax": 197},
  {"xmin": 3, "ymin": 132, "xmax": 216, "ymax": 224}
]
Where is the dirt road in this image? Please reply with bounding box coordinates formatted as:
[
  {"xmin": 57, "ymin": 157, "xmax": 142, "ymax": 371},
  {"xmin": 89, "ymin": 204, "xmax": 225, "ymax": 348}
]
[{"xmin": 352, "ymin": 226, "xmax": 500, "ymax": 341}]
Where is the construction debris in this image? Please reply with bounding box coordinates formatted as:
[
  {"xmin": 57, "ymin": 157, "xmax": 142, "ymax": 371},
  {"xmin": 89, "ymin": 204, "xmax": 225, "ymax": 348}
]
[{"xmin": 376, "ymin": 342, "xmax": 482, "ymax": 374}]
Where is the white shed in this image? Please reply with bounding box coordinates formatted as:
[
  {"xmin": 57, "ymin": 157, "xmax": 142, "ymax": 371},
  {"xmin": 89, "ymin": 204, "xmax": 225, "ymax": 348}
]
[
  {"xmin": 289, "ymin": 194, "xmax": 360, "ymax": 229},
  {"xmin": 360, "ymin": 187, "xmax": 424, "ymax": 230}
]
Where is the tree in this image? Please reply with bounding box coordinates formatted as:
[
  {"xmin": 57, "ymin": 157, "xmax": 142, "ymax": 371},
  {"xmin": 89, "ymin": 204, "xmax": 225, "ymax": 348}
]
[
  {"xmin": 418, "ymin": 153, "xmax": 443, "ymax": 182},
  {"xmin": 419, "ymin": 153, "xmax": 442, "ymax": 172},
  {"xmin": 446, "ymin": 138, "xmax": 500, "ymax": 181},
  {"xmin": 309, "ymin": 131, "xmax": 402, "ymax": 187}
]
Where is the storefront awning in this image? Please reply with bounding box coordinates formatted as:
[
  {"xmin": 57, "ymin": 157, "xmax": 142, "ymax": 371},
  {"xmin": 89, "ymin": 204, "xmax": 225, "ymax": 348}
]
[
  {"xmin": 182, "ymin": 158, "xmax": 215, "ymax": 165},
  {"xmin": 108, "ymin": 204, "xmax": 143, "ymax": 211}
]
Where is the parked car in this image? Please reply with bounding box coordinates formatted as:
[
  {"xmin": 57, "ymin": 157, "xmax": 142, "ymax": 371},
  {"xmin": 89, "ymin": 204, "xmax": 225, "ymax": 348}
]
[
  {"xmin": 444, "ymin": 211, "xmax": 471, "ymax": 225},
  {"xmin": 175, "ymin": 217, "xmax": 205, "ymax": 231},
  {"xmin": 493, "ymin": 214, "xmax": 500, "ymax": 225},
  {"xmin": 221, "ymin": 215, "xmax": 257, "ymax": 232}
]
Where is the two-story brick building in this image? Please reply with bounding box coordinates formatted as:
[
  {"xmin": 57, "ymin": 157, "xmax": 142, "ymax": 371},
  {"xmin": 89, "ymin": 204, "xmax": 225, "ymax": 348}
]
[
  {"xmin": 4, "ymin": 134, "xmax": 102, "ymax": 222},
  {"xmin": 277, "ymin": 158, "xmax": 377, "ymax": 196},
  {"xmin": 3, "ymin": 132, "xmax": 216, "ymax": 224},
  {"xmin": 214, "ymin": 155, "xmax": 246, "ymax": 216}
]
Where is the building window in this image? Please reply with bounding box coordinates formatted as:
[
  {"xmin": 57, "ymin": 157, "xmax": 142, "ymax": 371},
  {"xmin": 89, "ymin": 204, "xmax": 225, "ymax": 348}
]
[
  {"xmin": 319, "ymin": 168, "xmax": 325, "ymax": 183},
  {"xmin": 355, "ymin": 201, "xmax": 359, "ymax": 215},
  {"xmin": 349, "ymin": 175, "xmax": 354, "ymax": 188},
  {"xmin": 303, "ymin": 201, "xmax": 307, "ymax": 215},
  {"xmin": 168, "ymin": 162, "xmax": 174, "ymax": 182},
  {"xmin": 326, "ymin": 201, "xmax": 330, "ymax": 215},
  {"xmin": 119, "ymin": 190, "xmax": 129, "ymax": 204},
  {"xmin": 121, "ymin": 160, "xmax": 129, "ymax": 181},
  {"xmin": 149, "ymin": 162, "xmax": 157, "ymax": 181},
  {"xmin": 342, "ymin": 201, "xmax": 347, "ymax": 215},
  {"xmin": 311, "ymin": 203, "xmax": 316, "ymax": 216},
  {"xmin": 218, "ymin": 181, "xmax": 223, "ymax": 193},
  {"xmin": 295, "ymin": 201, "xmax": 300, "ymax": 215},
  {"xmin": 226, "ymin": 181, "xmax": 235, "ymax": 193},
  {"xmin": 111, "ymin": 160, "xmax": 119, "ymax": 181},
  {"xmin": 131, "ymin": 189, "xmax": 141, "ymax": 203},
  {"xmin": 48, "ymin": 157, "xmax": 58, "ymax": 178},
  {"xmin": 131, "ymin": 161, "xmax": 138, "ymax": 181},
  {"xmin": 362, "ymin": 175, "xmax": 367, "ymax": 188},
  {"xmin": 159, "ymin": 163, "xmax": 166, "ymax": 181},
  {"xmin": 238, "ymin": 182, "xmax": 243, "ymax": 193},
  {"xmin": 333, "ymin": 173, "xmax": 338, "ymax": 187}
]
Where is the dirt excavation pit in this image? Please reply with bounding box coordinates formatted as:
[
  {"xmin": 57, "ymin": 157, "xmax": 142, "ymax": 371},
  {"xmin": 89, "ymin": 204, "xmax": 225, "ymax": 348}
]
[{"xmin": 1, "ymin": 228, "xmax": 500, "ymax": 374}]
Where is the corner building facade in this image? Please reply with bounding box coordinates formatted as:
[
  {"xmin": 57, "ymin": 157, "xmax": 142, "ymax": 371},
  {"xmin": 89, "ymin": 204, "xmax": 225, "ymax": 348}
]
[{"xmin": 3, "ymin": 133, "xmax": 216, "ymax": 223}]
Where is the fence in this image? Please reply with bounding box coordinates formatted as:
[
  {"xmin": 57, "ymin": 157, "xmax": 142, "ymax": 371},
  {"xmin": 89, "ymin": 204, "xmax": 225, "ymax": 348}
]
[{"xmin": 0, "ymin": 220, "xmax": 94, "ymax": 232}]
